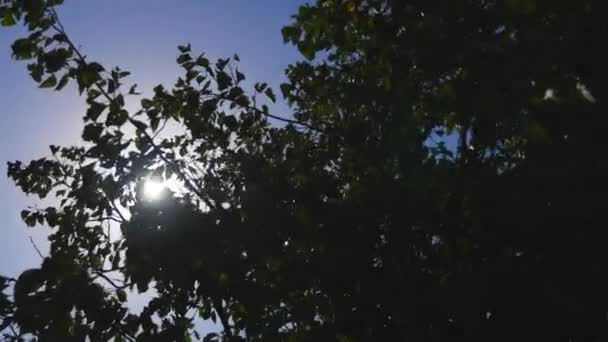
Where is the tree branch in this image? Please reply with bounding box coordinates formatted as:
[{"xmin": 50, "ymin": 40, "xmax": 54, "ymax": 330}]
[
  {"xmin": 211, "ymin": 93, "xmax": 328, "ymax": 133},
  {"xmin": 29, "ymin": 236, "xmax": 45, "ymax": 259},
  {"xmin": 93, "ymin": 270, "xmax": 131, "ymax": 290},
  {"xmin": 212, "ymin": 299, "xmax": 233, "ymax": 339},
  {"xmin": 48, "ymin": 8, "xmax": 214, "ymax": 210}
]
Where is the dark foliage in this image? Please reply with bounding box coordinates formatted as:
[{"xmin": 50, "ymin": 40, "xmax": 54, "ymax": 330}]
[{"xmin": 1, "ymin": 0, "xmax": 607, "ymax": 341}]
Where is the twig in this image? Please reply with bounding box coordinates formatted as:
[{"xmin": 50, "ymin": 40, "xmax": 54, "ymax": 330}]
[
  {"xmin": 88, "ymin": 216, "xmax": 123, "ymax": 224},
  {"xmin": 212, "ymin": 299, "xmax": 233, "ymax": 338},
  {"xmin": 49, "ymin": 8, "xmax": 214, "ymax": 210},
  {"xmin": 93, "ymin": 270, "xmax": 131, "ymax": 290},
  {"xmin": 151, "ymin": 118, "xmax": 169, "ymax": 140},
  {"xmin": 8, "ymin": 323, "xmax": 19, "ymax": 338},
  {"xmin": 29, "ymin": 237, "xmax": 45, "ymax": 259},
  {"xmin": 211, "ymin": 93, "xmax": 327, "ymax": 133}
]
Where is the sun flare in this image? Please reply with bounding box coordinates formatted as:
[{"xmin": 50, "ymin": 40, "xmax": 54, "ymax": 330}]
[{"xmin": 143, "ymin": 180, "xmax": 165, "ymax": 200}]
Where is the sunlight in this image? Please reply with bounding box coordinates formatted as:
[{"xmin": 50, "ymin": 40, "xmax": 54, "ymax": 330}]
[
  {"xmin": 142, "ymin": 176, "xmax": 185, "ymax": 200},
  {"xmin": 143, "ymin": 180, "xmax": 165, "ymax": 200}
]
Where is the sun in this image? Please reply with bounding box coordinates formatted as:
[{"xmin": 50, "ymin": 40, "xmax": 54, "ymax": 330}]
[
  {"xmin": 143, "ymin": 179, "xmax": 165, "ymax": 200},
  {"xmin": 142, "ymin": 176, "xmax": 184, "ymax": 200}
]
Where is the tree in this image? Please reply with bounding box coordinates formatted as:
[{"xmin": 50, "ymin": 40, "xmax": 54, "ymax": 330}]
[{"xmin": 1, "ymin": 0, "xmax": 607, "ymax": 340}]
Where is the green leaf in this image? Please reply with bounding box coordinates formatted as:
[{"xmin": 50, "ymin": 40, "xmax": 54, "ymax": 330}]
[
  {"xmin": 77, "ymin": 68, "xmax": 101, "ymax": 94},
  {"xmin": 82, "ymin": 123, "xmax": 103, "ymax": 142},
  {"xmin": 216, "ymin": 58, "xmax": 229, "ymax": 71},
  {"xmin": 86, "ymin": 102, "xmax": 107, "ymax": 121},
  {"xmin": 281, "ymin": 25, "xmax": 302, "ymax": 43},
  {"xmin": 236, "ymin": 70, "xmax": 246, "ymax": 83},
  {"xmin": 55, "ymin": 73, "xmax": 70, "ymax": 91},
  {"xmin": 177, "ymin": 53, "xmax": 192, "ymax": 64},
  {"xmin": 130, "ymin": 119, "xmax": 148, "ymax": 131},
  {"xmin": 40, "ymin": 75, "xmax": 57, "ymax": 88},
  {"xmin": 108, "ymin": 79, "xmax": 116, "ymax": 93},
  {"xmin": 44, "ymin": 48, "xmax": 71, "ymax": 73},
  {"xmin": 299, "ymin": 40, "xmax": 316, "ymax": 60},
  {"xmin": 224, "ymin": 115, "xmax": 238, "ymax": 131},
  {"xmin": 128, "ymin": 84, "xmax": 140, "ymax": 95},
  {"xmin": 106, "ymin": 109, "xmax": 129, "ymax": 127},
  {"xmin": 0, "ymin": 13, "xmax": 17, "ymax": 27},
  {"xmin": 150, "ymin": 117, "xmax": 161, "ymax": 131},
  {"xmin": 12, "ymin": 38, "xmax": 36, "ymax": 60},
  {"xmin": 264, "ymin": 87, "xmax": 276, "ymax": 103},
  {"xmin": 216, "ymin": 70, "xmax": 232, "ymax": 91},
  {"xmin": 178, "ymin": 43, "xmax": 191, "ymax": 53},
  {"xmin": 141, "ymin": 99, "xmax": 153, "ymax": 109},
  {"xmin": 28, "ymin": 63, "xmax": 44, "ymax": 82},
  {"xmin": 116, "ymin": 289, "xmax": 127, "ymax": 302}
]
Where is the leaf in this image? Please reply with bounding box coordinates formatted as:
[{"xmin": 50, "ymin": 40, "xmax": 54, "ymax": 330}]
[
  {"xmin": 150, "ymin": 117, "xmax": 161, "ymax": 131},
  {"xmin": 216, "ymin": 58, "xmax": 229, "ymax": 71},
  {"xmin": 281, "ymin": 25, "xmax": 302, "ymax": 43},
  {"xmin": 77, "ymin": 68, "xmax": 101, "ymax": 94},
  {"xmin": 203, "ymin": 332, "xmax": 218, "ymax": 342},
  {"xmin": 141, "ymin": 99, "xmax": 154, "ymax": 109},
  {"xmin": 87, "ymin": 62, "xmax": 105, "ymax": 73},
  {"xmin": 264, "ymin": 87, "xmax": 276, "ymax": 103},
  {"xmin": 0, "ymin": 13, "xmax": 17, "ymax": 27},
  {"xmin": 44, "ymin": 48, "xmax": 71, "ymax": 73},
  {"xmin": 106, "ymin": 109, "xmax": 129, "ymax": 127},
  {"xmin": 40, "ymin": 75, "xmax": 57, "ymax": 88},
  {"xmin": 116, "ymin": 289, "xmax": 127, "ymax": 302},
  {"xmin": 128, "ymin": 84, "xmax": 140, "ymax": 95},
  {"xmin": 12, "ymin": 38, "xmax": 36, "ymax": 60},
  {"xmin": 55, "ymin": 73, "xmax": 70, "ymax": 91},
  {"xmin": 28, "ymin": 63, "xmax": 43, "ymax": 82},
  {"xmin": 280, "ymin": 83, "xmax": 292, "ymax": 97},
  {"xmin": 236, "ymin": 70, "xmax": 246, "ymax": 83},
  {"xmin": 86, "ymin": 102, "xmax": 107, "ymax": 121},
  {"xmin": 178, "ymin": 43, "xmax": 191, "ymax": 53},
  {"xmin": 177, "ymin": 53, "xmax": 192, "ymax": 64},
  {"xmin": 216, "ymin": 70, "xmax": 232, "ymax": 91},
  {"xmin": 130, "ymin": 119, "xmax": 148, "ymax": 131},
  {"xmin": 224, "ymin": 115, "xmax": 238, "ymax": 131},
  {"xmin": 82, "ymin": 123, "xmax": 103, "ymax": 142},
  {"xmin": 299, "ymin": 40, "xmax": 317, "ymax": 60},
  {"xmin": 108, "ymin": 79, "xmax": 116, "ymax": 93}
]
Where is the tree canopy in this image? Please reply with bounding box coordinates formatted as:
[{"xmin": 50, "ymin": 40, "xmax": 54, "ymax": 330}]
[{"xmin": 1, "ymin": 0, "xmax": 607, "ymax": 341}]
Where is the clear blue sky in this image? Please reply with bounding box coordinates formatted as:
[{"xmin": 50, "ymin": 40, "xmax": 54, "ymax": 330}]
[{"xmin": 0, "ymin": 0, "xmax": 307, "ymax": 278}]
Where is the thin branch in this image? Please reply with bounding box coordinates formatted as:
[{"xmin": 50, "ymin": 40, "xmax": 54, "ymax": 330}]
[
  {"xmin": 213, "ymin": 299, "xmax": 233, "ymax": 338},
  {"xmin": 49, "ymin": 8, "xmax": 214, "ymax": 210},
  {"xmin": 136, "ymin": 121, "xmax": 216, "ymax": 209},
  {"xmin": 93, "ymin": 270, "xmax": 131, "ymax": 290},
  {"xmin": 88, "ymin": 216, "xmax": 123, "ymax": 224},
  {"xmin": 109, "ymin": 200, "xmax": 129, "ymax": 223},
  {"xmin": 211, "ymin": 93, "xmax": 327, "ymax": 133},
  {"xmin": 106, "ymin": 219, "xmax": 112, "ymax": 242},
  {"xmin": 29, "ymin": 237, "xmax": 45, "ymax": 259},
  {"xmin": 8, "ymin": 323, "xmax": 19, "ymax": 338},
  {"xmin": 151, "ymin": 118, "xmax": 169, "ymax": 140},
  {"xmin": 99, "ymin": 266, "xmax": 127, "ymax": 273}
]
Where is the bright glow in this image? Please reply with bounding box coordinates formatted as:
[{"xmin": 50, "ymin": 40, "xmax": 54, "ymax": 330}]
[{"xmin": 143, "ymin": 180, "xmax": 165, "ymax": 200}]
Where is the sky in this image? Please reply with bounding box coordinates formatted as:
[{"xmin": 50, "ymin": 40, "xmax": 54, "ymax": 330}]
[{"xmin": 0, "ymin": 0, "xmax": 308, "ymax": 279}]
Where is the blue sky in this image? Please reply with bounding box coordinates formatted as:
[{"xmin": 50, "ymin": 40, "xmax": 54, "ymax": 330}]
[{"xmin": 0, "ymin": 0, "xmax": 307, "ymax": 278}]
